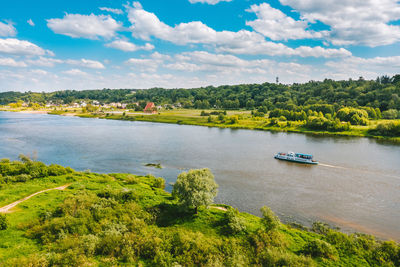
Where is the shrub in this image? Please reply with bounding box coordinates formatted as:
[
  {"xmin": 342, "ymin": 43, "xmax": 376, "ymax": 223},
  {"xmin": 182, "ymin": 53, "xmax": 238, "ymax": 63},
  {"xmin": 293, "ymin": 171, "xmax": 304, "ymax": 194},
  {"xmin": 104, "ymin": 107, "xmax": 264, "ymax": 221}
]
[
  {"xmin": 153, "ymin": 177, "xmax": 165, "ymax": 189},
  {"xmin": 0, "ymin": 214, "xmax": 8, "ymax": 230},
  {"xmin": 260, "ymin": 206, "xmax": 280, "ymax": 231},
  {"xmin": 125, "ymin": 175, "xmax": 140, "ymax": 184},
  {"xmin": 229, "ymin": 115, "xmax": 239, "ymax": 124},
  {"xmin": 258, "ymin": 247, "xmax": 315, "ymax": 267},
  {"xmin": 278, "ymin": 116, "xmax": 287, "ymax": 121},
  {"xmin": 371, "ymin": 121, "xmax": 400, "ymax": 137},
  {"xmin": 382, "ymin": 109, "xmax": 399, "ymax": 119},
  {"xmin": 302, "ymin": 239, "xmax": 338, "ymax": 259},
  {"xmin": 311, "ymin": 221, "xmax": 330, "ymax": 235},
  {"xmin": 336, "ymin": 107, "xmax": 368, "ymax": 125},
  {"xmin": 225, "ymin": 208, "xmax": 246, "ymax": 234}
]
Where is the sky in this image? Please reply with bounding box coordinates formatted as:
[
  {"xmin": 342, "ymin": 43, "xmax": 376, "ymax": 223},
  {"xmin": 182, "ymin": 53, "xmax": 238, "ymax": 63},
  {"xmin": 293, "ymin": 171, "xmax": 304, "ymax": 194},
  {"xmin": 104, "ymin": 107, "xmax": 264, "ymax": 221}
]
[{"xmin": 0, "ymin": 0, "xmax": 400, "ymax": 92}]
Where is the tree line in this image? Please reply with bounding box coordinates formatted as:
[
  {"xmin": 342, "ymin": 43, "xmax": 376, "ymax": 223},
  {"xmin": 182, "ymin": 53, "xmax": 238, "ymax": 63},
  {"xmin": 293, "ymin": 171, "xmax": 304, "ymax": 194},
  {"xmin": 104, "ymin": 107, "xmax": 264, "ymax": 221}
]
[{"xmin": 1, "ymin": 75, "xmax": 400, "ymax": 113}]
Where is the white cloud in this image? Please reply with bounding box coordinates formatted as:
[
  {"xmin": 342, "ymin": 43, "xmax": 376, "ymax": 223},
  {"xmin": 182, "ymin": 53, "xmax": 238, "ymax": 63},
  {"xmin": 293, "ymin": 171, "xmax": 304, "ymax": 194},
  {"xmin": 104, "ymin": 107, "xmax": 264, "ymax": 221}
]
[
  {"xmin": 0, "ymin": 21, "xmax": 16, "ymax": 37},
  {"xmin": 31, "ymin": 69, "xmax": 48, "ymax": 75},
  {"xmin": 246, "ymin": 3, "xmax": 327, "ymax": 41},
  {"xmin": 105, "ymin": 39, "xmax": 154, "ymax": 52},
  {"xmin": 127, "ymin": 3, "xmax": 350, "ymax": 58},
  {"xmin": 65, "ymin": 59, "xmax": 105, "ymax": 69},
  {"xmin": 26, "ymin": 57, "xmax": 63, "ymax": 67},
  {"xmin": 0, "ymin": 57, "xmax": 27, "ymax": 67},
  {"xmin": 188, "ymin": 0, "xmax": 232, "ymax": 4},
  {"xmin": 125, "ymin": 57, "xmax": 161, "ymax": 72},
  {"xmin": 27, "ymin": 19, "xmax": 35, "ymax": 26},
  {"xmin": 99, "ymin": 7, "xmax": 124, "ymax": 15},
  {"xmin": 63, "ymin": 68, "xmax": 88, "ymax": 76},
  {"xmin": 280, "ymin": 0, "xmax": 400, "ymax": 47},
  {"xmin": 0, "ymin": 38, "xmax": 47, "ymax": 56},
  {"xmin": 47, "ymin": 13, "xmax": 122, "ymax": 39}
]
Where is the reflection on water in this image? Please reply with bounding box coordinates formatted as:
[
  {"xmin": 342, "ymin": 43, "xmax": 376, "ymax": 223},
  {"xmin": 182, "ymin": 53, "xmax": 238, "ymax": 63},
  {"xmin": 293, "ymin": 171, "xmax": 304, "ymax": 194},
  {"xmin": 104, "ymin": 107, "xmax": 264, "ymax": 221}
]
[{"xmin": 0, "ymin": 111, "xmax": 400, "ymax": 240}]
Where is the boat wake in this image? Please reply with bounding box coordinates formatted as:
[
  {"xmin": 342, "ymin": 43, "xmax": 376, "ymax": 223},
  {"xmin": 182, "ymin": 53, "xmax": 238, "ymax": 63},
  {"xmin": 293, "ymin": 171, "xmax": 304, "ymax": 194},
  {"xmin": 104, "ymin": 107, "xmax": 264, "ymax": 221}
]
[
  {"xmin": 318, "ymin": 163, "xmax": 347, "ymax": 169},
  {"xmin": 319, "ymin": 163, "xmax": 400, "ymax": 180}
]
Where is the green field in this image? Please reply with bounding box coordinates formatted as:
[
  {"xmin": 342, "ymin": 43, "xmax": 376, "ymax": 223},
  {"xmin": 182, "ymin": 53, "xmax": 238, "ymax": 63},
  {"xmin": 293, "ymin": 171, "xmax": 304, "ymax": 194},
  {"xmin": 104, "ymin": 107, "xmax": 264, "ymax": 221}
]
[{"xmin": 0, "ymin": 159, "xmax": 399, "ymax": 266}]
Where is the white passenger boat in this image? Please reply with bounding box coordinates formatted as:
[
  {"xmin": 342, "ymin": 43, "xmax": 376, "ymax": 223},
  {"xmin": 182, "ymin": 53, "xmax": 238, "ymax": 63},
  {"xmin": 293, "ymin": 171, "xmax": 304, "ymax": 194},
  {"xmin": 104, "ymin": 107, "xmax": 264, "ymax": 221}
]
[{"xmin": 274, "ymin": 151, "xmax": 318, "ymax": 165}]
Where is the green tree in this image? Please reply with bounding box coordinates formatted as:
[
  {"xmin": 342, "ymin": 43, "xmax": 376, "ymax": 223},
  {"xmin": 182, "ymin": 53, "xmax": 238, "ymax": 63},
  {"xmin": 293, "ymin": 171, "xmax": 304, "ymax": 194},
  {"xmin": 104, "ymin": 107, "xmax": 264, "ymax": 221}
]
[
  {"xmin": 172, "ymin": 169, "xmax": 218, "ymax": 213},
  {"xmin": 260, "ymin": 206, "xmax": 280, "ymax": 232}
]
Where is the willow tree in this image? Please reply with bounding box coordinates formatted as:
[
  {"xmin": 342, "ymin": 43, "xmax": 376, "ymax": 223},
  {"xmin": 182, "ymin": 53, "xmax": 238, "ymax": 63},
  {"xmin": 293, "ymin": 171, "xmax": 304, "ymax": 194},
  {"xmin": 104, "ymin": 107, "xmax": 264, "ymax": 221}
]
[{"xmin": 172, "ymin": 168, "xmax": 218, "ymax": 214}]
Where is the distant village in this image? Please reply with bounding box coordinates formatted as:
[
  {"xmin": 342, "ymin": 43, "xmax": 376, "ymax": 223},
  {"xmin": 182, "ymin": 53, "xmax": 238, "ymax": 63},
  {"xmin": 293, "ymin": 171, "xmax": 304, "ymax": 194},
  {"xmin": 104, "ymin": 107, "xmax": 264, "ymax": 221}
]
[{"xmin": 6, "ymin": 100, "xmax": 182, "ymax": 114}]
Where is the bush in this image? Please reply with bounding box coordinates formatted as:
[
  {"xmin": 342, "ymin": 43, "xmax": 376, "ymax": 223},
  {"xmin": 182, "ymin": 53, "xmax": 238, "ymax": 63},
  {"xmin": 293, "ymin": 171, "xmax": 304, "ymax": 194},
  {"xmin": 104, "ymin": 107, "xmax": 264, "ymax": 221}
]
[
  {"xmin": 371, "ymin": 121, "xmax": 400, "ymax": 137},
  {"xmin": 153, "ymin": 177, "xmax": 165, "ymax": 189},
  {"xmin": 260, "ymin": 206, "xmax": 280, "ymax": 231},
  {"xmin": 302, "ymin": 239, "xmax": 338, "ymax": 259},
  {"xmin": 125, "ymin": 175, "xmax": 140, "ymax": 184},
  {"xmin": 0, "ymin": 214, "xmax": 7, "ymax": 230},
  {"xmin": 229, "ymin": 115, "xmax": 239, "ymax": 124},
  {"xmin": 225, "ymin": 208, "xmax": 246, "ymax": 234},
  {"xmin": 258, "ymin": 247, "xmax": 314, "ymax": 267},
  {"xmin": 336, "ymin": 107, "xmax": 368, "ymax": 125},
  {"xmin": 311, "ymin": 221, "xmax": 331, "ymax": 235},
  {"xmin": 382, "ymin": 109, "xmax": 399, "ymax": 119}
]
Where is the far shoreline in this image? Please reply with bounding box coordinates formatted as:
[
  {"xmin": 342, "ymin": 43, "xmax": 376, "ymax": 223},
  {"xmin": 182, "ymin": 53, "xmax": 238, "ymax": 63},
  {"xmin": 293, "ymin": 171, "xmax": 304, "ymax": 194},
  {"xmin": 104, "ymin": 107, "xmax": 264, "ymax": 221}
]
[{"xmin": 1, "ymin": 108, "xmax": 400, "ymax": 143}]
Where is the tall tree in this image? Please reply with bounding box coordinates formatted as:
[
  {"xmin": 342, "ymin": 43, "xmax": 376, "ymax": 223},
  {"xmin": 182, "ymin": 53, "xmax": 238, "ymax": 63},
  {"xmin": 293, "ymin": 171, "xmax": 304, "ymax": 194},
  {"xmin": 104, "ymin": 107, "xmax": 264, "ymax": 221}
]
[{"xmin": 172, "ymin": 168, "xmax": 218, "ymax": 213}]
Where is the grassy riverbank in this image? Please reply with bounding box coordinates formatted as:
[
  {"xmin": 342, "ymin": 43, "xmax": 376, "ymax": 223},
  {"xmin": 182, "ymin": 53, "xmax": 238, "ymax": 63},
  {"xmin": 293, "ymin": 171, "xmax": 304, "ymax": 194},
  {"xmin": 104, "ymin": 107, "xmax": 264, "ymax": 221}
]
[
  {"xmin": 1, "ymin": 107, "xmax": 399, "ymax": 141},
  {"xmin": 0, "ymin": 158, "xmax": 399, "ymax": 266}
]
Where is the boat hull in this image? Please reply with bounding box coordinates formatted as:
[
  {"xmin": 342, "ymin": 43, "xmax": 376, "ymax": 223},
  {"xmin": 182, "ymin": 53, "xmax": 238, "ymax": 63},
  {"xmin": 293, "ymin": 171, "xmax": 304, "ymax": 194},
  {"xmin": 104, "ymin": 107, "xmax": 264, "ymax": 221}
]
[{"xmin": 274, "ymin": 155, "xmax": 318, "ymax": 165}]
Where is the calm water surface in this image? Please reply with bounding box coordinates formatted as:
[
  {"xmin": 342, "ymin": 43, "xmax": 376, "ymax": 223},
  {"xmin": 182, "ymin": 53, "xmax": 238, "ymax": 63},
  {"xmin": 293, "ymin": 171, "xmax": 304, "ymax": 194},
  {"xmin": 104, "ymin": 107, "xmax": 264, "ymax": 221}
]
[{"xmin": 1, "ymin": 111, "xmax": 399, "ymax": 240}]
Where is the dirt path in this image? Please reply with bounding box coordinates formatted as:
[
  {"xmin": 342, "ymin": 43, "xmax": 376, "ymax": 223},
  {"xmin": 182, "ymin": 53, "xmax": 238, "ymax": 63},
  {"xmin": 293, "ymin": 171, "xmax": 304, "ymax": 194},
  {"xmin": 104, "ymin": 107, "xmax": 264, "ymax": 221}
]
[
  {"xmin": 0, "ymin": 184, "xmax": 70, "ymax": 213},
  {"xmin": 212, "ymin": 206, "xmax": 228, "ymax": 211}
]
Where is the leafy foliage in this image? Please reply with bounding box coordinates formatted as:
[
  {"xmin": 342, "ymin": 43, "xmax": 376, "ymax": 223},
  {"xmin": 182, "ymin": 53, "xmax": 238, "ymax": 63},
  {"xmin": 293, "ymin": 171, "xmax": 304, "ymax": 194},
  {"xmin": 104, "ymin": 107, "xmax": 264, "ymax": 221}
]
[{"xmin": 172, "ymin": 168, "xmax": 218, "ymax": 212}]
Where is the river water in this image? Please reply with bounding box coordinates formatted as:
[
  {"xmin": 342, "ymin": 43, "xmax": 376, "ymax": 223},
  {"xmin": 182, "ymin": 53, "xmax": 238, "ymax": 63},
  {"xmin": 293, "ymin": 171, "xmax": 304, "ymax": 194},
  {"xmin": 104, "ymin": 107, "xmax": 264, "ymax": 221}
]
[{"xmin": 1, "ymin": 111, "xmax": 399, "ymax": 240}]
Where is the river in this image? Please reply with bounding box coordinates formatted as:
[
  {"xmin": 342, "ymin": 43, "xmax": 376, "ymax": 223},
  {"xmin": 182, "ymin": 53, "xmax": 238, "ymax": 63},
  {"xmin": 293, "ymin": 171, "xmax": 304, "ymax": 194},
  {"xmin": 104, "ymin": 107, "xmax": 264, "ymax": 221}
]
[{"xmin": 1, "ymin": 111, "xmax": 399, "ymax": 240}]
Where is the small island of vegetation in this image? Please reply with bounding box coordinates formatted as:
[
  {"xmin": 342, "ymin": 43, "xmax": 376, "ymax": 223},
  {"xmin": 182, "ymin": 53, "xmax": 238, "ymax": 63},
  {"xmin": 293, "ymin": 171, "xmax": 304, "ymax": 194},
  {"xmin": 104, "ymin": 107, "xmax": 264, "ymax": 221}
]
[{"xmin": 0, "ymin": 156, "xmax": 399, "ymax": 266}]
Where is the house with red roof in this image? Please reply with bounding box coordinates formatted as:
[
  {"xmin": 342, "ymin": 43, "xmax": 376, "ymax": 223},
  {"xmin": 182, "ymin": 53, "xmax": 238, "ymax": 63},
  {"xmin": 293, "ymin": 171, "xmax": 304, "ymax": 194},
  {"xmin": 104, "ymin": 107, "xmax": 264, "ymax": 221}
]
[{"xmin": 144, "ymin": 102, "xmax": 157, "ymax": 114}]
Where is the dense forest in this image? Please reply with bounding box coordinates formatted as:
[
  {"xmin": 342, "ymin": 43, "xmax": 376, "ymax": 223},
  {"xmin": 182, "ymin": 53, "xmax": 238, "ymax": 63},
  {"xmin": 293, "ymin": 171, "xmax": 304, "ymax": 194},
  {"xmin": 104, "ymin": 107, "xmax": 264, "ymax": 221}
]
[
  {"xmin": 1, "ymin": 158, "xmax": 399, "ymax": 266},
  {"xmin": 1, "ymin": 75, "xmax": 400, "ymax": 113}
]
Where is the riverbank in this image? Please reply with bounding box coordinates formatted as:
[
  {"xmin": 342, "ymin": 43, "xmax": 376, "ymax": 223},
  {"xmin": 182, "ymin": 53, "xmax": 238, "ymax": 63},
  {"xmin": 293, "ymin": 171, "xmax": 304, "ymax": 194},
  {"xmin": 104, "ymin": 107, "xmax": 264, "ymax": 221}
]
[
  {"xmin": 1, "ymin": 107, "xmax": 399, "ymax": 142},
  {"xmin": 0, "ymin": 159, "xmax": 399, "ymax": 266}
]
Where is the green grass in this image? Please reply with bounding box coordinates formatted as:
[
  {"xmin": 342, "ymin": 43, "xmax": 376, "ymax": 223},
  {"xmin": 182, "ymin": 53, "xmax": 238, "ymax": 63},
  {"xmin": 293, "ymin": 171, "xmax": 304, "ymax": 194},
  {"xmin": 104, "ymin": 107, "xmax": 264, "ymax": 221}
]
[{"xmin": 1, "ymin": 167, "xmax": 399, "ymax": 266}]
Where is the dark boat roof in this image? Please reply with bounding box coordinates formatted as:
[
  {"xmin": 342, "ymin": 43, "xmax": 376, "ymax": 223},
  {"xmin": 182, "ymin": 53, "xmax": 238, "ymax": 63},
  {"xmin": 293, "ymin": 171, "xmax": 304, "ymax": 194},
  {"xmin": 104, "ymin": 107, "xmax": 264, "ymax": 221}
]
[{"xmin": 295, "ymin": 153, "xmax": 313, "ymax": 157}]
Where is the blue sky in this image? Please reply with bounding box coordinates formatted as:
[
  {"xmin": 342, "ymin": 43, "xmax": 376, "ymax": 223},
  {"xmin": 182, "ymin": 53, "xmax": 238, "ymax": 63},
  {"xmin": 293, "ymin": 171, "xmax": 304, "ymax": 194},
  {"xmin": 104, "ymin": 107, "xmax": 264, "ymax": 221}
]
[{"xmin": 0, "ymin": 0, "xmax": 400, "ymax": 91}]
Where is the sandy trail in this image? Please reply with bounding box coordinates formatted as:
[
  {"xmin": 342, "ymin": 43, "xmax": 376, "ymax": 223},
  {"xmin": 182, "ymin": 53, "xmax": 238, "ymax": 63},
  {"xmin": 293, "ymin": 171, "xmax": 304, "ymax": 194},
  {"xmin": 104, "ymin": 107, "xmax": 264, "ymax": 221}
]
[{"xmin": 0, "ymin": 184, "xmax": 70, "ymax": 213}]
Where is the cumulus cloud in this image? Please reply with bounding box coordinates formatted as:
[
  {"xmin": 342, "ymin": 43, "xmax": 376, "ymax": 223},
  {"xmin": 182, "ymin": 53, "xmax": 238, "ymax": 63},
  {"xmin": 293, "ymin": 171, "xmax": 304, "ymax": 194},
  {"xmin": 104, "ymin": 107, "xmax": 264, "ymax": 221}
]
[
  {"xmin": 125, "ymin": 57, "xmax": 162, "ymax": 72},
  {"xmin": 280, "ymin": 0, "xmax": 400, "ymax": 47},
  {"xmin": 126, "ymin": 2, "xmax": 350, "ymax": 58},
  {"xmin": 63, "ymin": 68, "xmax": 88, "ymax": 76},
  {"xmin": 65, "ymin": 58, "xmax": 105, "ymax": 69},
  {"xmin": 0, "ymin": 21, "xmax": 16, "ymax": 37},
  {"xmin": 47, "ymin": 14, "xmax": 122, "ymax": 39},
  {"xmin": 246, "ymin": 3, "xmax": 327, "ymax": 41},
  {"xmin": 188, "ymin": 0, "xmax": 232, "ymax": 4},
  {"xmin": 99, "ymin": 7, "xmax": 124, "ymax": 15},
  {"xmin": 0, "ymin": 38, "xmax": 48, "ymax": 56},
  {"xmin": 26, "ymin": 57, "xmax": 63, "ymax": 67},
  {"xmin": 105, "ymin": 39, "xmax": 154, "ymax": 52},
  {"xmin": 27, "ymin": 19, "xmax": 35, "ymax": 26},
  {"xmin": 0, "ymin": 57, "xmax": 27, "ymax": 67}
]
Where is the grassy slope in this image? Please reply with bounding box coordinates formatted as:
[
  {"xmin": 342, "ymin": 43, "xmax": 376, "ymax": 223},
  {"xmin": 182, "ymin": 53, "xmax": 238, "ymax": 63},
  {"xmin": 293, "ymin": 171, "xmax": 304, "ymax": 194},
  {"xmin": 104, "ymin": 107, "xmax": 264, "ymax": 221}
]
[{"xmin": 0, "ymin": 170, "xmax": 395, "ymax": 266}]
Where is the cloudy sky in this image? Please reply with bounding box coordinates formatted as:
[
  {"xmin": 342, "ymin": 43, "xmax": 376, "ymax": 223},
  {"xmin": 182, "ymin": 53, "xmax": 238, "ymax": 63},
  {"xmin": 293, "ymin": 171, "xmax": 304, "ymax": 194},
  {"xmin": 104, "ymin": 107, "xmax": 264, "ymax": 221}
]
[{"xmin": 0, "ymin": 0, "xmax": 400, "ymax": 91}]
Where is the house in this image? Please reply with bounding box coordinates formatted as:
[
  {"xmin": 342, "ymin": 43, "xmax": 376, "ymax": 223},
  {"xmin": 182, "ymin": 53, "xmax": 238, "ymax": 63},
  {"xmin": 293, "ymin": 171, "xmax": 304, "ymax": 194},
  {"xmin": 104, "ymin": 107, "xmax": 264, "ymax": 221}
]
[{"xmin": 144, "ymin": 102, "xmax": 157, "ymax": 114}]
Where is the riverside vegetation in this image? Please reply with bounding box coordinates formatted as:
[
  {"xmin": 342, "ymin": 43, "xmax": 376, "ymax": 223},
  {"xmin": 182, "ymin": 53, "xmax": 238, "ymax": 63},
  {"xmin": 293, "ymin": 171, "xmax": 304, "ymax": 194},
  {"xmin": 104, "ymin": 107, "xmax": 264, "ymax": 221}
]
[
  {"xmin": 1, "ymin": 76, "xmax": 400, "ymax": 141},
  {"xmin": 0, "ymin": 156, "xmax": 399, "ymax": 266}
]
